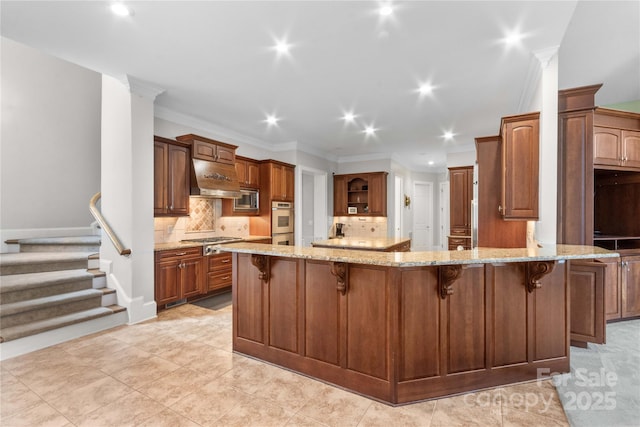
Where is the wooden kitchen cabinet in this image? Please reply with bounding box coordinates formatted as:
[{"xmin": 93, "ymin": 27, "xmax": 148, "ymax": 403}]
[
  {"xmin": 154, "ymin": 136, "xmax": 190, "ymax": 217},
  {"xmin": 155, "ymin": 247, "xmax": 205, "ymax": 307},
  {"xmin": 235, "ymin": 156, "xmax": 260, "ymax": 189},
  {"xmin": 175, "ymin": 133, "xmax": 236, "ymax": 165},
  {"xmin": 448, "ymin": 166, "xmax": 473, "ymax": 237},
  {"xmin": 207, "ymin": 252, "xmax": 233, "ymax": 292},
  {"xmin": 621, "ymin": 255, "xmax": 640, "ymax": 318},
  {"xmin": 333, "ymin": 172, "xmax": 388, "ymax": 216},
  {"xmin": 594, "ymin": 127, "xmax": 640, "ymax": 169},
  {"xmin": 261, "ymin": 160, "xmax": 295, "ymax": 202},
  {"xmin": 569, "ymin": 260, "xmax": 606, "ymax": 346},
  {"xmin": 500, "ymin": 112, "xmax": 540, "ymax": 220}
]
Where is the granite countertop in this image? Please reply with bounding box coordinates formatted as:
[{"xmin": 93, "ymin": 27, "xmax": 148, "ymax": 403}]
[
  {"xmin": 219, "ymin": 243, "xmax": 619, "ymax": 267},
  {"xmin": 311, "ymin": 237, "xmax": 410, "ymax": 250},
  {"xmin": 154, "ymin": 235, "xmax": 271, "ymax": 252}
]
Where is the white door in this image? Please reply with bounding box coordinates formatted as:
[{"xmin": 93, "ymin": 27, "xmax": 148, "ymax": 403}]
[
  {"xmin": 412, "ymin": 181, "xmax": 433, "ymax": 251},
  {"xmin": 296, "ymin": 167, "xmax": 328, "ymax": 247}
]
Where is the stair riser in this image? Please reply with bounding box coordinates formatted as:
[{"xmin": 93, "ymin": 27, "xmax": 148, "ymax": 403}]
[
  {"xmin": 1, "ymin": 279, "xmax": 93, "ymax": 304},
  {"xmin": 0, "ymin": 260, "xmax": 89, "ymax": 276},
  {"xmin": 102, "ymin": 293, "xmax": 117, "ymax": 306},
  {"xmin": 1, "ymin": 296, "xmax": 102, "ymax": 328},
  {"xmin": 20, "ymin": 244, "xmax": 100, "ymax": 253}
]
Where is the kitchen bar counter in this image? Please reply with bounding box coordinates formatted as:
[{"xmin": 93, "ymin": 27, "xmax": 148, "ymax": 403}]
[
  {"xmin": 311, "ymin": 237, "xmax": 411, "ymax": 252},
  {"xmin": 154, "ymin": 235, "xmax": 271, "ymax": 252},
  {"xmin": 226, "ymin": 243, "xmax": 617, "ymax": 404}
]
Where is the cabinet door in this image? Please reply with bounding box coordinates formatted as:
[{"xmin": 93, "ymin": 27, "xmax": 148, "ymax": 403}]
[
  {"xmin": 622, "ymin": 130, "xmax": 640, "ymax": 169},
  {"xmin": 621, "ymin": 256, "xmax": 640, "ymax": 318},
  {"xmin": 594, "ymin": 127, "xmax": 622, "ymax": 166},
  {"xmin": 246, "ymin": 161, "xmax": 260, "ymax": 188},
  {"xmin": 283, "ymin": 166, "xmax": 295, "ymax": 201},
  {"xmin": 602, "ymin": 258, "xmax": 621, "ymax": 321},
  {"xmin": 333, "ymin": 175, "xmax": 348, "ymax": 216},
  {"xmin": 271, "ymin": 164, "xmax": 285, "ymax": 200},
  {"xmin": 569, "ymin": 261, "xmax": 605, "ymax": 346},
  {"xmin": 367, "ymin": 173, "xmax": 387, "ymax": 216},
  {"xmin": 167, "ymin": 144, "xmax": 190, "ymax": 216},
  {"xmin": 155, "ymin": 260, "xmax": 180, "ymax": 305},
  {"xmin": 501, "ymin": 116, "xmax": 539, "ymax": 220},
  {"xmin": 216, "ymin": 145, "xmax": 235, "ymax": 165},
  {"xmin": 449, "ymin": 167, "xmax": 470, "ymax": 235},
  {"xmin": 235, "ymin": 161, "xmax": 248, "ymax": 186},
  {"xmin": 181, "ymin": 256, "xmax": 204, "ymax": 298},
  {"xmin": 154, "ymin": 142, "xmax": 168, "ymax": 215},
  {"xmin": 192, "ymin": 140, "xmax": 217, "ymax": 161}
]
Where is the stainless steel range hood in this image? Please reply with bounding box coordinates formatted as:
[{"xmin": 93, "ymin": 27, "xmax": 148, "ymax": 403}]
[{"xmin": 191, "ymin": 158, "xmax": 242, "ymax": 198}]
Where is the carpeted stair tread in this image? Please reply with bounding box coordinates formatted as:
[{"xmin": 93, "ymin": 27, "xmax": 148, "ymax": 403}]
[
  {"xmin": 0, "ymin": 269, "xmax": 94, "ymax": 294},
  {"xmin": 0, "ymin": 252, "xmax": 94, "ymax": 275},
  {"xmin": 0, "ymin": 288, "xmax": 103, "ymax": 317},
  {"xmin": 16, "ymin": 236, "xmax": 101, "ymax": 246},
  {"xmin": 0, "ymin": 306, "xmax": 117, "ymax": 343}
]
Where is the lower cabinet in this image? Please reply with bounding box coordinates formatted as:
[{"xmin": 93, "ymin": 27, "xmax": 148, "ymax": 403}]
[
  {"xmin": 448, "ymin": 236, "xmax": 471, "ymax": 250},
  {"xmin": 621, "ymin": 255, "xmax": 640, "ymax": 318},
  {"xmin": 155, "ymin": 247, "xmax": 205, "ymax": 307},
  {"xmin": 207, "ymin": 252, "xmax": 233, "ymax": 292}
]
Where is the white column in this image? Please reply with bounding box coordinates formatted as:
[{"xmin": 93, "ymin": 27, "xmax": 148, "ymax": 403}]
[
  {"xmin": 100, "ymin": 74, "xmax": 164, "ymax": 324},
  {"xmin": 534, "ymin": 47, "xmax": 559, "ymax": 244}
]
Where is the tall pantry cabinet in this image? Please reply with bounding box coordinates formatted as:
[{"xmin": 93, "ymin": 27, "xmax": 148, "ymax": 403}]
[{"xmin": 558, "ymin": 84, "xmax": 640, "ymax": 345}]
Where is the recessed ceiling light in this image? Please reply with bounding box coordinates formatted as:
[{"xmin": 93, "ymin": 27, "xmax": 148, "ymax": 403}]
[
  {"xmin": 273, "ymin": 39, "xmax": 291, "ymax": 56},
  {"xmin": 342, "ymin": 111, "xmax": 357, "ymax": 123},
  {"xmin": 417, "ymin": 83, "xmax": 434, "ymax": 96},
  {"xmin": 110, "ymin": 3, "xmax": 132, "ymax": 16},
  {"xmin": 503, "ymin": 29, "xmax": 524, "ymax": 47},
  {"xmin": 379, "ymin": 5, "xmax": 393, "ymax": 17},
  {"xmin": 443, "ymin": 131, "xmax": 454, "ymax": 140},
  {"xmin": 428, "ymin": 161, "xmax": 435, "ymax": 166},
  {"xmin": 264, "ymin": 114, "xmax": 280, "ymax": 126},
  {"xmin": 363, "ymin": 125, "xmax": 377, "ymax": 136}
]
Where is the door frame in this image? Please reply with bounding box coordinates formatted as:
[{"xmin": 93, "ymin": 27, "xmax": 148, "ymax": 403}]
[
  {"xmin": 295, "ymin": 165, "xmax": 328, "ymax": 246},
  {"xmin": 412, "ymin": 180, "xmax": 434, "ymax": 250}
]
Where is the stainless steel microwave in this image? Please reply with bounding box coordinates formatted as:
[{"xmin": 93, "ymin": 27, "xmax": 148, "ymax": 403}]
[{"xmin": 234, "ymin": 189, "xmax": 259, "ymax": 212}]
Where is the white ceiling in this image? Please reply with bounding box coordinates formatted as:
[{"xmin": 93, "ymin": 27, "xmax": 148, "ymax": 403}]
[{"xmin": 2, "ymin": 1, "xmax": 639, "ymax": 171}]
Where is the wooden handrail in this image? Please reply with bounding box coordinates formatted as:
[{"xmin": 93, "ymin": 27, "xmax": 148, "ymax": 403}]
[{"xmin": 89, "ymin": 192, "xmax": 131, "ymax": 256}]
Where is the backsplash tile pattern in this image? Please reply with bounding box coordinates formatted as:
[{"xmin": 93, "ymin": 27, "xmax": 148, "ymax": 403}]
[
  {"xmin": 155, "ymin": 198, "xmax": 250, "ymax": 243},
  {"xmin": 332, "ymin": 216, "xmax": 387, "ymax": 238}
]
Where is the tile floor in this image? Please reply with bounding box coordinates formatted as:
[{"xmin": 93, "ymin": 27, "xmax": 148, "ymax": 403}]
[{"xmin": 0, "ymin": 302, "xmax": 570, "ymax": 426}]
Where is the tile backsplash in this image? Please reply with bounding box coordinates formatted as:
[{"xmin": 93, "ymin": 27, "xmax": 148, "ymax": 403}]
[
  {"xmin": 331, "ymin": 216, "xmax": 387, "ymax": 238},
  {"xmin": 155, "ymin": 197, "xmax": 250, "ymax": 243}
]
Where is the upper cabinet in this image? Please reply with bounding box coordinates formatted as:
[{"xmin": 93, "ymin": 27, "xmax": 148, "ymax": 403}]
[
  {"xmin": 235, "ymin": 156, "xmax": 260, "ymax": 189},
  {"xmin": 594, "ymin": 126, "xmax": 640, "ymax": 170},
  {"xmin": 154, "ymin": 136, "xmax": 190, "ymax": 217},
  {"xmin": 333, "ymin": 172, "xmax": 388, "ymax": 216},
  {"xmin": 448, "ymin": 166, "xmax": 473, "ymax": 238},
  {"xmin": 264, "ymin": 161, "xmax": 295, "ymax": 202},
  {"xmin": 175, "ymin": 133, "xmax": 236, "ymax": 165},
  {"xmin": 500, "ymin": 112, "xmax": 540, "ymax": 220}
]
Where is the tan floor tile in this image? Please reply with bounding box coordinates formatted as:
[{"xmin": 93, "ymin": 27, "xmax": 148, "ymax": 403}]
[
  {"xmin": 501, "ymin": 380, "xmax": 567, "ymax": 420},
  {"xmin": 216, "ymin": 355, "xmax": 283, "ymax": 395},
  {"xmin": 57, "ymin": 333, "xmax": 131, "ymax": 355},
  {"xmin": 104, "ymin": 322, "xmax": 166, "ymax": 344},
  {"xmin": 216, "ymin": 395, "xmax": 295, "ymax": 426},
  {"xmin": 430, "ymin": 394, "xmax": 502, "ymax": 427},
  {"xmin": 253, "ymin": 368, "xmax": 327, "ymax": 412},
  {"xmin": 1, "ymin": 346, "xmax": 83, "ymax": 376},
  {"xmin": 0, "ymin": 374, "xmax": 44, "ymax": 418},
  {"xmin": 185, "ymin": 346, "xmax": 237, "ymax": 377},
  {"xmin": 285, "ymin": 414, "xmax": 330, "ymax": 427},
  {"xmin": 98, "ymin": 346, "xmax": 154, "ymax": 374},
  {"xmin": 110, "ymin": 355, "xmax": 181, "ymax": 388},
  {"xmin": 17, "ymin": 364, "xmax": 109, "ymax": 401},
  {"xmin": 137, "ymin": 366, "xmax": 216, "ymax": 406},
  {"xmin": 191, "ymin": 325, "xmax": 232, "ymax": 350},
  {"xmin": 296, "ymin": 383, "xmax": 373, "ymax": 427},
  {"xmin": 358, "ymin": 400, "xmax": 436, "ymax": 427},
  {"xmin": 47, "ymin": 375, "xmax": 132, "ymax": 423},
  {"xmin": 136, "ymin": 408, "xmax": 201, "ymax": 427},
  {"xmin": 133, "ymin": 331, "xmax": 196, "ymax": 354},
  {"xmin": 73, "ymin": 390, "xmax": 166, "ymax": 427},
  {"xmin": 156, "ymin": 340, "xmax": 218, "ymax": 366},
  {"xmin": 502, "ymin": 407, "xmax": 570, "ymax": 426},
  {"xmin": 170, "ymin": 381, "xmax": 252, "ymax": 425},
  {"xmin": 0, "ymin": 402, "xmax": 71, "ymax": 427}
]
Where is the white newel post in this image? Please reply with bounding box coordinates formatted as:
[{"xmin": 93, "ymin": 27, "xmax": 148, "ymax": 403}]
[{"xmin": 100, "ymin": 74, "xmax": 164, "ymax": 324}]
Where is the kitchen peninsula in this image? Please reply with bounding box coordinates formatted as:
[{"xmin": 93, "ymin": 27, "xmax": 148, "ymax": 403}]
[
  {"xmin": 311, "ymin": 236, "xmax": 411, "ymax": 252},
  {"xmin": 222, "ymin": 242, "xmax": 617, "ymax": 405}
]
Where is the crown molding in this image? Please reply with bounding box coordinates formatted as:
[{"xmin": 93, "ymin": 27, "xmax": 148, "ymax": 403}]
[
  {"xmin": 534, "ymin": 45, "xmax": 559, "ymax": 69},
  {"xmin": 125, "ymin": 75, "xmax": 165, "ymax": 101}
]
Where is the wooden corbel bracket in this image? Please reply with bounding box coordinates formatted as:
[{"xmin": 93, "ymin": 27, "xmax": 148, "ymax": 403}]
[
  {"xmin": 439, "ymin": 265, "xmax": 464, "ymax": 299},
  {"xmin": 251, "ymin": 254, "xmax": 270, "ymax": 282},
  {"xmin": 526, "ymin": 261, "xmax": 556, "ymax": 293},
  {"xmin": 330, "ymin": 262, "xmax": 348, "ymax": 295}
]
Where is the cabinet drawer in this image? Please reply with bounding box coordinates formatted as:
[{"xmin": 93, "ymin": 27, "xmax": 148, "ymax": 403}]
[
  {"xmin": 208, "ymin": 271, "xmax": 232, "ymax": 291},
  {"xmin": 156, "ymin": 246, "xmax": 202, "ymax": 261},
  {"xmin": 448, "ymin": 237, "xmax": 471, "ymax": 250},
  {"xmin": 208, "ymin": 253, "xmax": 232, "ymax": 271}
]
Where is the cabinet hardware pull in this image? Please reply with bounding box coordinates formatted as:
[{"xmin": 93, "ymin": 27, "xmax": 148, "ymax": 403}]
[
  {"xmin": 175, "ymin": 252, "xmax": 187, "ymax": 256},
  {"xmin": 222, "ymin": 276, "xmax": 230, "ymax": 280},
  {"xmin": 498, "ymin": 205, "xmax": 503, "ymax": 213},
  {"xmin": 221, "ymin": 259, "xmax": 230, "ymax": 263}
]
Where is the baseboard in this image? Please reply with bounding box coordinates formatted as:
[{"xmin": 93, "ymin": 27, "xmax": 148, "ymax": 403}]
[{"xmin": 0, "ymin": 310, "xmax": 128, "ymax": 361}]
